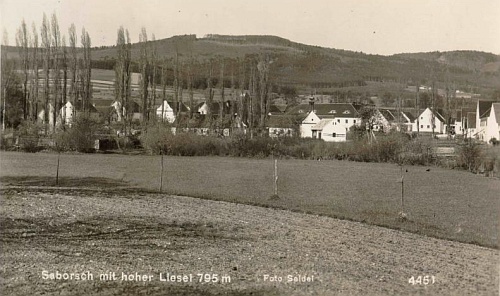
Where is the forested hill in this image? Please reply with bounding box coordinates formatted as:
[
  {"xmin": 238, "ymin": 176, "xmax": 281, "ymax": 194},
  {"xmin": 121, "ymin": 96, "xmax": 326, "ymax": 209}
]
[
  {"xmin": 3, "ymin": 34, "xmax": 500, "ymax": 95},
  {"xmin": 393, "ymin": 51, "xmax": 500, "ymax": 74}
]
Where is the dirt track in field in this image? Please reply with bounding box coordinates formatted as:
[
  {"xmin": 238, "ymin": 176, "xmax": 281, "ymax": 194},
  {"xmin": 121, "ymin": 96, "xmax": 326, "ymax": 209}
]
[{"xmin": 0, "ymin": 187, "xmax": 498, "ymax": 296}]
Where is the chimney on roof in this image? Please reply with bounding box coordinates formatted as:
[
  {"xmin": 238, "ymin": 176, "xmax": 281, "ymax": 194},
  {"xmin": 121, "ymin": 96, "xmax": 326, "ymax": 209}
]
[{"xmin": 308, "ymin": 96, "xmax": 315, "ymax": 112}]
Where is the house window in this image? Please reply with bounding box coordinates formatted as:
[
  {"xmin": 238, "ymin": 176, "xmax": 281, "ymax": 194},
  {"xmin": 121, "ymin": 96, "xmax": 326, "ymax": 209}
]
[
  {"xmin": 421, "ymin": 117, "xmax": 423, "ymax": 120},
  {"xmin": 318, "ymin": 132, "xmax": 322, "ymax": 139},
  {"xmin": 332, "ymin": 133, "xmax": 336, "ymax": 137},
  {"xmin": 427, "ymin": 125, "xmax": 430, "ymax": 128},
  {"xmin": 343, "ymin": 110, "xmax": 350, "ymax": 114},
  {"xmin": 329, "ymin": 110, "xmax": 336, "ymax": 114},
  {"xmin": 337, "ymin": 119, "xmax": 340, "ymax": 123},
  {"xmin": 345, "ymin": 119, "xmax": 348, "ymax": 124},
  {"xmin": 420, "ymin": 125, "xmax": 423, "ymax": 128},
  {"xmin": 354, "ymin": 120, "xmax": 356, "ymax": 124}
]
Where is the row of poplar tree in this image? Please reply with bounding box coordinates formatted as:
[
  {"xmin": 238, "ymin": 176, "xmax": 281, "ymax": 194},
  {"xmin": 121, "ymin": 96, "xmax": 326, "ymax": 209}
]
[
  {"xmin": 1, "ymin": 12, "xmax": 92, "ymax": 133},
  {"xmin": 116, "ymin": 28, "xmax": 275, "ymax": 136},
  {"xmin": 2, "ymin": 12, "xmax": 277, "ymax": 136}
]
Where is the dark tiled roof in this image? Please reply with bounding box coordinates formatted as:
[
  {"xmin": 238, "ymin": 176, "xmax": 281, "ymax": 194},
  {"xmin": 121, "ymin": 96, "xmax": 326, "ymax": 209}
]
[
  {"xmin": 266, "ymin": 115, "xmax": 298, "ymax": 127},
  {"xmin": 478, "ymin": 101, "xmax": 493, "ymax": 118},
  {"xmin": 285, "ymin": 103, "xmax": 312, "ymax": 115},
  {"xmin": 402, "ymin": 111, "xmax": 415, "ymax": 123},
  {"xmin": 379, "ymin": 109, "xmax": 396, "ymax": 122},
  {"xmin": 430, "ymin": 108, "xmax": 445, "ymax": 122},
  {"xmin": 75, "ymin": 101, "xmax": 98, "ymax": 113},
  {"xmin": 92, "ymin": 99, "xmax": 115, "ymax": 115},
  {"xmin": 312, "ymin": 103, "xmax": 360, "ymax": 118},
  {"xmin": 268, "ymin": 104, "xmax": 287, "ymax": 114},
  {"xmin": 467, "ymin": 112, "xmax": 476, "ymax": 128},
  {"xmin": 157, "ymin": 101, "xmax": 190, "ymax": 113},
  {"xmin": 198, "ymin": 101, "xmax": 233, "ymax": 115},
  {"xmin": 170, "ymin": 101, "xmax": 190, "ymax": 113},
  {"xmin": 455, "ymin": 108, "xmax": 475, "ymax": 119},
  {"xmin": 493, "ymin": 103, "xmax": 500, "ymax": 125}
]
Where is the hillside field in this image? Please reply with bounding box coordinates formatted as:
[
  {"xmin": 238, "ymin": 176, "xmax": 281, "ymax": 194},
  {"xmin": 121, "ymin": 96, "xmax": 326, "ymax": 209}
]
[{"xmin": 1, "ymin": 151, "xmax": 498, "ymax": 248}]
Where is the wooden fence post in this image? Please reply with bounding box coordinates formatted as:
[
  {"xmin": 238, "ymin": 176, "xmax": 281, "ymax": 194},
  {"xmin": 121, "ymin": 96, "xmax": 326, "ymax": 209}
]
[
  {"xmin": 55, "ymin": 152, "xmax": 60, "ymax": 186},
  {"xmin": 159, "ymin": 152, "xmax": 164, "ymax": 192},
  {"xmin": 274, "ymin": 158, "xmax": 278, "ymax": 196}
]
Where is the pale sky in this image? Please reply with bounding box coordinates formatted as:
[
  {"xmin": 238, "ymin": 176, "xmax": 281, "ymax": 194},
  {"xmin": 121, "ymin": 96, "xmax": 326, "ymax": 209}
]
[{"xmin": 1, "ymin": 0, "xmax": 499, "ymax": 55}]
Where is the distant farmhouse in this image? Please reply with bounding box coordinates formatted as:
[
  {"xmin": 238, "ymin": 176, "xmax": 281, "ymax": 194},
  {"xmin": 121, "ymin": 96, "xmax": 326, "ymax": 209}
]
[
  {"xmin": 371, "ymin": 108, "xmax": 414, "ymax": 133},
  {"xmin": 37, "ymin": 100, "xmax": 99, "ymax": 128},
  {"xmin": 298, "ymin": 101, "xmax": 362, "ymax": 142},
  {"xmin": 475, "ymin": 100, "xmax": 500, "ymax": 143},
  {"xmin": 156, "ymin": 100, "xmax": 190, "ymax": 123},
  {"xmin": 413, "ymin": 107, "xmax": 447, "ymax": 134},
  {"xmin": 485, "ymin": 103, "xmax": 500, "ymax": 143}
]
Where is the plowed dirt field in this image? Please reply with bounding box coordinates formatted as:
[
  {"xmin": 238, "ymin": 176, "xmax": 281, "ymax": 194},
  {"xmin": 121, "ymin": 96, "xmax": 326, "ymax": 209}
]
[{"xmin": 1, "ymin": 187, "xmax": 498, "ymax": 295}]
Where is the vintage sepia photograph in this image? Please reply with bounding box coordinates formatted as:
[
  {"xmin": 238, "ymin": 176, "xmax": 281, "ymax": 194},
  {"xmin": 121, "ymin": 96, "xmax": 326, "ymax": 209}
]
[{"xmin": 1, "ymin": 0, "xmax": 499, "ymax": 295}]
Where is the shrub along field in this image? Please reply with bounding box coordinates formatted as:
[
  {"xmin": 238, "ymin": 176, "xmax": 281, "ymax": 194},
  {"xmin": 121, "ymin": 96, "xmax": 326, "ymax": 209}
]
[{"xmin": 1, "ymin": 151, "xmax": 498, "ymax": 248}]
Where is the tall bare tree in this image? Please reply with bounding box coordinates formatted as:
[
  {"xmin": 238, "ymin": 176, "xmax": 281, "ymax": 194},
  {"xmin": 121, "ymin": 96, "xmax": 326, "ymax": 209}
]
[
  {"xmin": 172, "ymin": 51, "xmax": 179, "ymax": 117},
  {"xmin": 249, "ymin": 58, "xmax": 256, "ymax": 138},
  {"xmin": 41, "ymin": 13, "xmax": 51, "ymax": 132},
  {"xmin": 31, "ymin": 23, "xmax": 39, "ymax": 121},
  {"xmin": 1, "ymin": 30, "xmax": 16, "ymax": 130},
  {"xmin": 61, "ymin": 36, "xmax": 68, "ymax": 127},
  {"xmin": 160, "ymin": 58, "xmax": 169, "ymax": 122},
  {"xmin": 415, "ymin": 81, "xmax": 420, "ymax": 136},
  {"xmin": 150, "ymin": 34, "xmax": 158, "ymax": 122},
  {"xmin": 51, "ymin": 13, "xmax": 61, "ymax": 129},
  {"xmin": 206, "ymin": 59, "xmax": 215, "ymax": 129},
  {"xmin": 187, "ymin": 58, "xmax": 195, "ymax": 120},
  {"xmin": 115, "ymin": 26, "xmax": 126, "ymax": 124},
  {"xmin": 68, "ymin": 24, "xmax": 77, "ymax": 118},
  {"xmin": 229, "ymin": 59, "xmax": 236, "ymax": 128},
  {"xmin": 80, "ymin": 27, "xmax": 91, "ymax": 114},
  {"xmin": 15, "ymin": 19, "xmax": 30, "ymax": 120},
  {"xmin": 139, "ymin": 27, "xmax": 149, "ymax": 122},
  {"xmin": 176, "ymin": 60, "xmax": 184, "ymax": 123},
  {"xmin": 237, "ymin": 58, "xmax": 247, "ymax": 130},
  {"xmin": 218, "ymin": 57, "xmax": 225, "ymax": 125},
  {"xmin": 257, "ymin": 54, "xmax": 271, "ymax": 132},
  {"xmin": 431, "ymin": 81, "xmax": 436, "ymax": 137}
]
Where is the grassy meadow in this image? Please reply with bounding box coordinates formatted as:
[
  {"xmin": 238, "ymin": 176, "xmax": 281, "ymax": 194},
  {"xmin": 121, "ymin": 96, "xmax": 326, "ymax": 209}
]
[{"xmin": 1, "ymin": 151, "xmax": 498, "ymax": 248}]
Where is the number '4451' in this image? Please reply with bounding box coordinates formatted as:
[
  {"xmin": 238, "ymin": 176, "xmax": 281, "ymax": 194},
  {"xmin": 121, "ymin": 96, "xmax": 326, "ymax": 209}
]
[{"xmin": 409, "ymin": 275, "xmax": 435, "ymax": 285}]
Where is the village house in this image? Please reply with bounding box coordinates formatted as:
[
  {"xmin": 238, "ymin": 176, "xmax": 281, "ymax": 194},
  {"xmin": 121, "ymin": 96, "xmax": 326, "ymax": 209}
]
[
  {"xmin": 371, "ymin": 109, "xmax": 414, "ymax": 133},
  {"xmin": 156, "ymin": 100, "xmax": 190, "ymax": 123},
  {"xmin": 266, "ymin": 115, "xmax": 296, "ymax": 138},
  {"xmin": 37, "ymin": 100, "xmax": 99, "ymax": 128},
  {"xmin": 196, "ymin": 101, "xmax": 233, "ymax": 116},
  {"xmin": 465, "ymin": 112, "xmax": 477, "ymax": 138},
  {"xmin": 413, "ymin": 108, "xmax": 446, "ymax": 134},
  {"xmin": 92, "ymin": 99, "xmax": 115, "ymax": 123},
  {"xmin": 484, "ymin": 103, "xmax": 500, "ymax": 143},
  {"xmin": 299, "ymin": 102, "xmax": 362, "ymax": 141},
  {"xmin": 476, "ymin": 100, "xmax": 494, "ymax": 141}
]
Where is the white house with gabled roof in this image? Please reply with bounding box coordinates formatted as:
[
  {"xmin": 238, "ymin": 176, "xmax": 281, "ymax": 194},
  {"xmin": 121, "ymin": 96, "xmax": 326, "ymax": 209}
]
[
  {"xmin": 485, "ymin": 103, "xmax": 500, "ymax": 143},
  {"xmin": 300, "ymin": 103, "xmax": 361, "ymax": 141},
  {"xmin": 311, "ymin": 119, "xmax": 349, "ymax": 142},
  {"xmin": 413, "ymin": 107, "xmax": 446, "ymax": 134},
  {"xmin": 300, "ymin": 111, "xmax": 323, "ymax": 138},
  {"xmin": 476, "ymin": 100, "xmax": 494, "ymax": 141}
]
